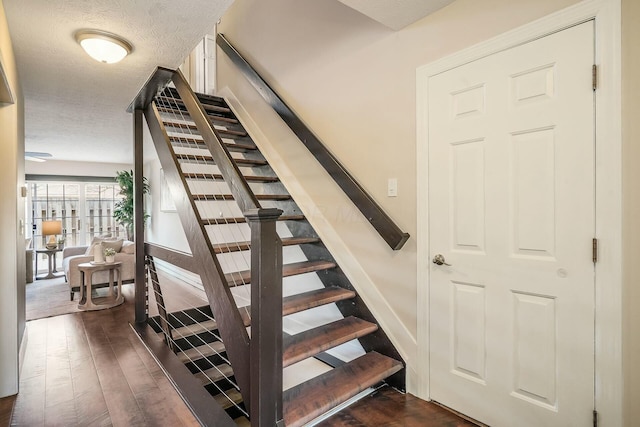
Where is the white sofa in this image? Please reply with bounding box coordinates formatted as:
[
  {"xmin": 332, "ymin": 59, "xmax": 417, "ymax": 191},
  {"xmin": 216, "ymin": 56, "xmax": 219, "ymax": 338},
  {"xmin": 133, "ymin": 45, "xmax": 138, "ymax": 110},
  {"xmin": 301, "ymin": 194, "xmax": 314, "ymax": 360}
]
[{"xmin": 63, "ymin": 241, "xmax": 136, "ymax": 301}]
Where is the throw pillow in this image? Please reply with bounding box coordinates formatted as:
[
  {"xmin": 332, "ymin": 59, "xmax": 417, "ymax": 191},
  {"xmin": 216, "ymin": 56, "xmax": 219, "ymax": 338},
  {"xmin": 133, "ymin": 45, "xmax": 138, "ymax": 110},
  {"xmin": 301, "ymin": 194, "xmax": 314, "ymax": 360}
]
[
  {"xmin": 84, "ymin": 237, "xmax": 122, "ymax": 256},
  {"xmin": 102, "ymin": 239, "xmax": 124, "ymax": 254},
  {"xmin": 85, "ymin": 241, "xmax": 100, "ymax": 256},
  {"xmin": 121, "ymin": 240, "xmax": 135, "ymax": 254},
  {"xmin": 84, "ymin": 234, "xmax": 114, "ymax": 255},
  {"xmin": 85, "ymin": 241, "xmax": 101, "ymax": 256},
  {"xmin": 91, "ymin": 233, "xmax": 112, "ymax": 244}
]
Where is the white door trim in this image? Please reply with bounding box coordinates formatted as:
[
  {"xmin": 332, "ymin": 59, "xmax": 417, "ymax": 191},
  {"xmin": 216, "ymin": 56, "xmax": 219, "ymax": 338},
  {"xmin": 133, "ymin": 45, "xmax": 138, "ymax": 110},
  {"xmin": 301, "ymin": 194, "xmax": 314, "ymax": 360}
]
[{"xmin": 416, "ymin": 0, "xmax": 622, "ymax": 424}]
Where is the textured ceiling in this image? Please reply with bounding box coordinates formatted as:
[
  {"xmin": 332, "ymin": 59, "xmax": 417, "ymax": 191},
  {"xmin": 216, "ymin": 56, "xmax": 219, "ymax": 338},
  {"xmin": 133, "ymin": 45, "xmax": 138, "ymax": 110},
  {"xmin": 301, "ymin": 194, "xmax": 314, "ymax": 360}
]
[
  {"xmin": 336, "ymin": 0, "xmax": 455, "ymax": 30},
  {"xmin": 4, "ymin": 0, "xmax": 232, "ymax": 164}
]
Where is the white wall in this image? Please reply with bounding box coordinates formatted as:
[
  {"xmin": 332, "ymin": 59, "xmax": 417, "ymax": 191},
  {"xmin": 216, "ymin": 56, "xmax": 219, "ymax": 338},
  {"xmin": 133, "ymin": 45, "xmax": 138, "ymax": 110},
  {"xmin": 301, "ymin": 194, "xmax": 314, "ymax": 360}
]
[
  {"xmin": 0, "ymin": 0, "xmax": 24, "ymax": 398},
  {"xmin": 217, "ymin": 0, "xmax": 581, "ymax": 392},
  {"xmin": 143, "ymin": 152, "xmax": 190, "ymax": 253},
  {"xmin": 622, "ymin": 0, "xmax": 640, "ymax": 422},
  {"xmin": 25, "ymin": 159, "xmax": 132, "ymax": 178}
]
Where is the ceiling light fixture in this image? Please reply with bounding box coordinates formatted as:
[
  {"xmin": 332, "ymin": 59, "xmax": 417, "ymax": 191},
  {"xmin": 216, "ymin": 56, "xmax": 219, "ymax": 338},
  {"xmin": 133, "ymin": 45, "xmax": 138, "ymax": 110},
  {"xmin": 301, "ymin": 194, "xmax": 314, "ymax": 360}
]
[{"xmin": 75, "ymin": 29, "xmax": 132, "ymax": 64}]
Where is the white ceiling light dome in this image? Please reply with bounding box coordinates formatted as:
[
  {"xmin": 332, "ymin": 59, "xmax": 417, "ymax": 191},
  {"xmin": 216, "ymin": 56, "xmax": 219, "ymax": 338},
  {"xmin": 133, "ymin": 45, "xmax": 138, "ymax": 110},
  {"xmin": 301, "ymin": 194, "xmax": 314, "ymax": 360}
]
[{"xmin": 75, "ymin": 29, "xmax": 133, "ymax": 64}]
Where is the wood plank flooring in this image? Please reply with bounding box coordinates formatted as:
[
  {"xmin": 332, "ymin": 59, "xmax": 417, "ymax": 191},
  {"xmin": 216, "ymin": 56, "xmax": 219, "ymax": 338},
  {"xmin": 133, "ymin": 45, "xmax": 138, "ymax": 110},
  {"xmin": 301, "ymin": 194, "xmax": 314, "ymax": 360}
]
[
  {"xmin": 0, "ymin": 396, "xmax": 15, "ymax": 427},
  {"xmin": 8, "ymin": 269, "xmax": 477, "ymax": 427},
  {"xmin": 10, "ymin": 285, "xmax": 199, "ymax": 427},
  {"xmin": 318, "ymin": 386, "xmax": 478, "ymax": 427}
]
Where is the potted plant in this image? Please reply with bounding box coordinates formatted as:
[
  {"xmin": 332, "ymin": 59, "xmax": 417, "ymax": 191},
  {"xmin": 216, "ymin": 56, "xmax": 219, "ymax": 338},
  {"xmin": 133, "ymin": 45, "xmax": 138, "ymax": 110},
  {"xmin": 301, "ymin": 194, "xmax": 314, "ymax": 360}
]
[
  {"xmin": 57, "ymin": 237, "xmax": 65, "ymax": 250},
  {"xmin": 104, "ymin": 247, "xmax": 116, "ymax": 263},
  {"xmin": 113, "ymin": 170, "xmax": 150, "ymax": 240}
]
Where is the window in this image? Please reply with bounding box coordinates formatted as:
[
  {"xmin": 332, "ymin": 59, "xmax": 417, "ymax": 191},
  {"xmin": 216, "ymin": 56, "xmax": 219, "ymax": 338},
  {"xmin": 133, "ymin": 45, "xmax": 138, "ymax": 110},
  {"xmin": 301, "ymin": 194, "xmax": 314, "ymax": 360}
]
[
  {"xmin": 27, "ymin": 181, "xmax": 125, "ymax": 250},
  {"xmin": 84, "ymin": 184, "xmax": 126, "ymax": 243}
]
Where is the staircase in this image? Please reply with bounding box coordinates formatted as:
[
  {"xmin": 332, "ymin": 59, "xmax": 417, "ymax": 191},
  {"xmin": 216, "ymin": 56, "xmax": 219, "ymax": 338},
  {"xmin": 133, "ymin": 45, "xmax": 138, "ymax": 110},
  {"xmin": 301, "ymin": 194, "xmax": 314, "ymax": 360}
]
[{"xmin": 143, "ymin": 80, "xmax": 404, "ymax": 426}]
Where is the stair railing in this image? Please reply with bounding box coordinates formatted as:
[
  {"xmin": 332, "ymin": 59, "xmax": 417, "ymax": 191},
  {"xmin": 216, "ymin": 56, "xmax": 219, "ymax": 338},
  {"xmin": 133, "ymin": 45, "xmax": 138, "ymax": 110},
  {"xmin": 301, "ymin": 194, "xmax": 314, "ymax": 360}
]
[
  {"xmin": 130, "ymin": 67, "xmax": 284, "ymax": 426},
  {"xmin": 217, "ymin": 33, "xmax": 410, "ymax": 251},
  {"xmin": 141, "ymin": 243, "xmax": 238, "ymax": 427}
]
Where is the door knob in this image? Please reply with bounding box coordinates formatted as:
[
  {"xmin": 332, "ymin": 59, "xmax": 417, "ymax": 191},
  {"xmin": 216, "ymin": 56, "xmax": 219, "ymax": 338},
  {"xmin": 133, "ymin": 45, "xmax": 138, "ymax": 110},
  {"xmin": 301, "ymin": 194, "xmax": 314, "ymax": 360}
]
[{"xmin": 432, "ymin": 254, "xmax": 451, "ymax": 266}]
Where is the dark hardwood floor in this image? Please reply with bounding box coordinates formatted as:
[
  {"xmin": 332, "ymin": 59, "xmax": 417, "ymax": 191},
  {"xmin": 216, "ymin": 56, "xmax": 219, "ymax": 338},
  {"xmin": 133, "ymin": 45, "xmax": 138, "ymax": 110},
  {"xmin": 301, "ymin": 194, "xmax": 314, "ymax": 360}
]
[
  {"xmin": 4, "ymin": 271, "xmax": 476, "ymax": 427},
  {"xmin": 8, "ymin": 285, "xmax": 199, "ymax": 427},
  {"xmin": 0, "ymin": 395, "xmax": 15, "ymax": 427},
  {"xmin": 319, "ymin": 387, "xmax": 477, "ymax": 427}
]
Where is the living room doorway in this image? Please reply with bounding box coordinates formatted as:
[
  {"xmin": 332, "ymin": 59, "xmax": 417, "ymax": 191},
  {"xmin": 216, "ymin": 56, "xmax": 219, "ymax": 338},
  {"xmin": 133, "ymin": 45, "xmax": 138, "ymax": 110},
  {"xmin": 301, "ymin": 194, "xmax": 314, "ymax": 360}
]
[{"xmin": 24, "ymin": 177, "xmax": 127, "ymax": 320}]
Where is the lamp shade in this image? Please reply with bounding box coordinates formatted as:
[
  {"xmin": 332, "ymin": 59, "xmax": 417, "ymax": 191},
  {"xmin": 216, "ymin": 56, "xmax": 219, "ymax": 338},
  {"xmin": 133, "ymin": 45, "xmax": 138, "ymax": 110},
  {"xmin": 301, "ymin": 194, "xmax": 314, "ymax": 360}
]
[{"xmin": 42, "ymin": 220, "xmax": 62, "ymax": 236}]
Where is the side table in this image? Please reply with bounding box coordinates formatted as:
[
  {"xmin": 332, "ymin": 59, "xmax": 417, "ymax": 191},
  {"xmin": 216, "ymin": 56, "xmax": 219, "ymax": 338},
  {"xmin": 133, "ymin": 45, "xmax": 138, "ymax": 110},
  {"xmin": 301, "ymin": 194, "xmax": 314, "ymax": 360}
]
[
  {"xmin": 35, "ymin": 248, "xmax": 64, "ymax": 280},
  {"xmin": 77, "ymin": 261, "xmax": 124, "ymax": 311}
]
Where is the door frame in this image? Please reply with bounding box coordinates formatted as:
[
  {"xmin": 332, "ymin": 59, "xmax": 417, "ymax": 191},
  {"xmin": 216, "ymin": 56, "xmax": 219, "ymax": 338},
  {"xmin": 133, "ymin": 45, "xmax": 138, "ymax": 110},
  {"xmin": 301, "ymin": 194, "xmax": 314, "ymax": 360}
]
[{"xmin": 416, "ymin": 0, "xmax": 621, "ymax": 424}]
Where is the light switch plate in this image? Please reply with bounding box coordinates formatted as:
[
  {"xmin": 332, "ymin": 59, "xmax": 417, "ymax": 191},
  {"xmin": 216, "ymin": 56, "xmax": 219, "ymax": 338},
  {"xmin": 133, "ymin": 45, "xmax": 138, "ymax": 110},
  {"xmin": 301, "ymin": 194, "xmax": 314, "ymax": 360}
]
[{"xmin": 387, "ymin": 178, "xmax": 398, "ymax": 197}]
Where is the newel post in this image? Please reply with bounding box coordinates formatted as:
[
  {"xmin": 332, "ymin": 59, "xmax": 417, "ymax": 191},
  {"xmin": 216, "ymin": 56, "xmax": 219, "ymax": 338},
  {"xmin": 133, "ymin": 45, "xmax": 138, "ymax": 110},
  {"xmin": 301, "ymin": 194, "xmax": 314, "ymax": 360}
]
[{"xmin": 245, "ymin": 208, "xmax": 284, "ymax": 427}]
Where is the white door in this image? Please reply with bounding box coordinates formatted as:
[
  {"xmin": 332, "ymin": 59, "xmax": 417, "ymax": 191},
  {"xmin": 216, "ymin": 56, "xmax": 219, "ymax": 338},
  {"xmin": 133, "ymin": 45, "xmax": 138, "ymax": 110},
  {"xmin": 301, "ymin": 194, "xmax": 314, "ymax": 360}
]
[{"xmin": 428, "ymin": 22, "xmax": 595, "ymax": 426}]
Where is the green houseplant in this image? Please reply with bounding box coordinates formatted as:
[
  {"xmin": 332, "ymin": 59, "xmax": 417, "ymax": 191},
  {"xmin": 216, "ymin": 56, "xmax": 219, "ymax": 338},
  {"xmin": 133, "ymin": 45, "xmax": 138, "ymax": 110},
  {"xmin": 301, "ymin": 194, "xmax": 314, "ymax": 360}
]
[
  {"xmin": 113, "ymin": 170, "xmax": 150, "ymax": 240},
  {"xmin": 104, "ymin": 247, "xmax": 117, "ymax": 263}
]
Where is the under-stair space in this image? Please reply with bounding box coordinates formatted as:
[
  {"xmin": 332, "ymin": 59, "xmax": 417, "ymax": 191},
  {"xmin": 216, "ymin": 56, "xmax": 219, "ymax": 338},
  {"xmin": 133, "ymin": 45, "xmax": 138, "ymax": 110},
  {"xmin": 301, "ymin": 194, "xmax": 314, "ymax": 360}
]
[{"xmin": 138, "ymin": 75, "xmax": 404, "ymax": 426}]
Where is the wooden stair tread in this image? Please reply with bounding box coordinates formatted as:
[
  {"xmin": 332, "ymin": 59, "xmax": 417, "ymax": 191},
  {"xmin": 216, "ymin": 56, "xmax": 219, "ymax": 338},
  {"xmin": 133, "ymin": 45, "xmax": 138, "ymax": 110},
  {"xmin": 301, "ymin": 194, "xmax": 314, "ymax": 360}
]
[
  {"xmin": 178, "ymin": 287, "xmax": 354, "ymax": 333},
  {"xmin": 194, "ymin": 363, "xmax": 234, "ymax": 385},
  {"xmin": 234, "ymin": 416, "xmax": 251, "ymax": 427},
  {"xmin": 184, "ymin": 172, "xmax": 278, "ymax": 183},
  {"xmin": 169, "ymin": 135, "xmax": 257, "ymax": 152},
  {"xmin": 177, "ymin": 340, "xmax": 226, "ymax": 364},
  {"xmin": 213, "ymin": 388, "xmax": 244, "ymax": 410},
  {"xmin": 176, "ymin": 153, "xmax": 267, "ymax": 166},
  {"xmin": 161, "ymin": 87, "xmax": 227, "ymax": 105},
  {"xmin": 201, "ymin": 214, "xmax": 305, "ymax": 225},
  {"xmin": 156, "ymin": 95, "xmax": 232, "ymax": 114},
  {"xmin": 282, "ymin": 287, "xmax": 356, "ymax": 316},
  {"xmin": 172, "ymin": 319, "xmax": 217, "ymax": 339},
  {"xmin": 225, "ymin": 260, "xmax": 337, "ymax": 286},
  {"xmin": 283, "ymin": 317, "xmax": 377, "ymax": 368},
  {"xmin": 212, "ymin": 237, "xmax": 320, "ymax": 254},
  {"xmin": 156, "ymin": 106, "xmax": 239, "ymax": 124},
  {"xmin": 163, "ymin": 119, "xmax": 247, "ymax": 137},
  {"xmin": 283, "ymin": 352, "xmax": 403, "ymax": 427},
  {"xmin": 205, "ymin": 114, "xmax": 239, "ymax": 124},
  {"xmin": 191, "ymin": 193, "xmax": 291, "ymax": 201}
]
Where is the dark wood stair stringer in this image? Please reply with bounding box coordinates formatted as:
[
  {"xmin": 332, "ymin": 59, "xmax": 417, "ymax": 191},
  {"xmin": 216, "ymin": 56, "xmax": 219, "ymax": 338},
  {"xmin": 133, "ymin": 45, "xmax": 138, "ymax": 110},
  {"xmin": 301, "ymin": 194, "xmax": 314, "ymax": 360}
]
[
  {"xmin": 143, "ymin": 92, "xmax": 254, "ymax": 412},
  {"xmin": 197, "ymin": 90, "xmax": 408, "ymax": 415},
  {"xmin": 137, "ymin": 71, "xmax": 407, "ymax": 426}
]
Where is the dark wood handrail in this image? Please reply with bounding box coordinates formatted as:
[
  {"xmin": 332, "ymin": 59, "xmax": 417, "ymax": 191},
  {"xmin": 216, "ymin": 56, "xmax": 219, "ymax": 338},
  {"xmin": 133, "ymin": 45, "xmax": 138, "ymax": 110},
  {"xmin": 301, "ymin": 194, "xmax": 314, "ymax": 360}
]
[
  {"xmin": 216, "ymin": 34, "xmax": 410, "ymax": 250},
  {"xmin": 144, "ymin": 242, "xmax": 197, "ymax": 272}
]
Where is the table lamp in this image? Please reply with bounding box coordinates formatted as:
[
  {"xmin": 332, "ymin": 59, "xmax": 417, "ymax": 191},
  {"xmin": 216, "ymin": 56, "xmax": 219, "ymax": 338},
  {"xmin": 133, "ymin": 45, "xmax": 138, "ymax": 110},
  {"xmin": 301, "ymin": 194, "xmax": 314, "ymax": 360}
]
[{"xmin": 42, "ymin": 220, "xmax": 62, "ymax": 249}]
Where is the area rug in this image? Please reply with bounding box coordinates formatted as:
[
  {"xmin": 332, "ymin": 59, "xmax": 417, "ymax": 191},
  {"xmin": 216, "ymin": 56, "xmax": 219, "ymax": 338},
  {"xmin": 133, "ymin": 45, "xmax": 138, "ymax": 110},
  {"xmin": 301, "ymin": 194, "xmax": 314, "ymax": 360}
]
[{"xmin": 25, "ymin": 276, "xmax": 118, "ymax": 321}]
